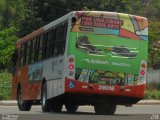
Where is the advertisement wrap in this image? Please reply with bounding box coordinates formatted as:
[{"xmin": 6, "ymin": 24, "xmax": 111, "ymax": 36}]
[{"xmin": 66, "ymin": 11, "xmax": 148, "ymax": 97}]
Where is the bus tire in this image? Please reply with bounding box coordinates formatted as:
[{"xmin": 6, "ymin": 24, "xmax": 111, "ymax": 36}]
[
  {"xmin": 65, "ymin": 103, "xmax": 78, "ymax": 113},
  {"xmin": 51, "ymin": 102, "xmax": 63, "ymax": 112},
  {"xmin": 17, "ymin": 88, "xmax": 32, "ymax": 111},
  {"xmin": 41, "ymin": 83, "xmax": 51, "ymax": 112},
  {"xmin": 94, "ymin": 103, "xmax": 116, "ymax": 115}
]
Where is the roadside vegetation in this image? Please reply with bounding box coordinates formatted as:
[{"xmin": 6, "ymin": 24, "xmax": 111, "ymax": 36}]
[
  {"xmin": 145, "ymin": 82, "xmax": 160, "ymax": 100},
  {"xmin": 0, "ymin": 72, "xmax": 12, "ymax": 100}
]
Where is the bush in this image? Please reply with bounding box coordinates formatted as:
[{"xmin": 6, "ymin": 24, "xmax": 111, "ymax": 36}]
[
  {"xmin": 0, "ymin": 72, "xmax": 12, "ymax": 100},
  {"xmin": 145, "ymin": 90, "xmax": 160, "ymax": 100},
  {"xmin": 145, "ymin": 82, "xmax": 160, "ymax": 100},
  {"xmin": 146, "ymin": 82, "xmax": 160, "ymax": 91}
]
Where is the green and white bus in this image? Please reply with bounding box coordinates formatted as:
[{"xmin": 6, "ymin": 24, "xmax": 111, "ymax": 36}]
[{"xmin": 12, "ymin": 11, "xmax": 148, "ymax": 115}]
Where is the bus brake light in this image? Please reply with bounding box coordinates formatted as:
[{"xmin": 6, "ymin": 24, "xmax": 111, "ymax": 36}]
[
  {"xmin": 140, "ymin": 70, "xmax": 145, "ymax": 75},
  {"xmin": 68, "ymin": 55, "xmax": 75, "ymax": 79},
  {"xmin": 69, "ymin": 64, "xmax": 74, "ymax": 70}
]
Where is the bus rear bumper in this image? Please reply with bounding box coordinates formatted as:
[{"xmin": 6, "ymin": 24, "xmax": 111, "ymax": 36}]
[{"xmin": 65, "ymin": 78, "xmax": 146, "ymax": 100}]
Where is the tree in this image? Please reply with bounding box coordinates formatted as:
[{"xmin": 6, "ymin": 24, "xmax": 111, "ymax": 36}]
[
  {"xmin": 19, "ymin": 0, "xmax": 129, "ymax": 37},
  {"xmin": 148, "ymin": 22, "xmax": 160, "ymax": 68},
  {"xmin": 0, "ymin": 26, "xmax": 17, "ymax": 68},
  {"xmin": 0, "ymin": 0, "xmax": 25, "ymax": 28},
  {"xmin": 17, "ymin": 0, "xmax": 160, "ymax": 68}
]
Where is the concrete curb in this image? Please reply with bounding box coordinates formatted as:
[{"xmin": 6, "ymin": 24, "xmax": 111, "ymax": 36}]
[
  {"xmin": 137, "ymin": 100, "xmax": 160, "ymax": 105},
  {"xmin": 0, "ymin": 100, "xmax": 160, "ymax": 106},
  {"xmin": 0, "ymin": 100, "xmax": 17, "ymax": 106}
]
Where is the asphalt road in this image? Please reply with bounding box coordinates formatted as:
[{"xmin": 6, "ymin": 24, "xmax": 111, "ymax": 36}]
[{"xmin": 0, "ymin": 105, "xmax": 160, "ymax": 120}]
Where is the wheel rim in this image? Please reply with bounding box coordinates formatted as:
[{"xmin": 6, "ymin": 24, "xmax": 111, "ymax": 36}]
[
  {"xmin": 42, "ymin": 89, "xmax": 46, "ymax": 107},
  {"xmin": 18, "ymin": 91, "xmax": 23, "ymax": 105}
]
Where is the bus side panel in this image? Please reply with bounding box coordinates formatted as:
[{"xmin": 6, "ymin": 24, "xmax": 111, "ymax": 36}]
[
  {"xmin": 12, "ymin": 74, "xmax": 19, "ymax": 100},
  {"xmin": 46, "ymin": 78, "xmax": 65, "ymax": 99},
  {"xmin": 12, "ymin": 65, "xmax": 42, "ymax": 101},
  {"xmin": 13, "ymin": 55, "xmax": 66, "ymax": 101},
  {"xmin": 42, "ymin": 57, "xmax": 65, "ymax": 99},
  {"xmin": 28, "ymin": 82, "xmax": 41, "ymax": 100},
  {"xmin": 27, "ymin": 62, "xmax": 43, "ymax": 100},
  {"xmin": 12, "ymin": 66, "xmax": 30, "ymax": 100}
]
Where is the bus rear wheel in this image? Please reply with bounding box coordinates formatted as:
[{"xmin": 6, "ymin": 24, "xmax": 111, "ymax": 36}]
[
  {"xmin": 17, "ymin": 88, "xmax": 32, "ymax": 111},
  {"xmin": 94, "ymin": 103, "xmax": 117, "ymax": 115},
  {"xmin": 41, "ymin": 83, "xmax": 51, "ymax": 112},
  {"xmin": 51, "ymin": 102, "xmax": 63, "ymax": 112},
  {"xmin": 65, "ymin": 103, "xmax": 78, "ymax": 113}
]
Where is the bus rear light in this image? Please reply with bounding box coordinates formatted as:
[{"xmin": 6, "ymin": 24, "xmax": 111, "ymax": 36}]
[
  {"xmin": 69, "ymin": 64, "xmax": 74, "ymax": 70},
  {"xmin": 69, "ymin": 71, "xmax": 74, "ymax": 76},
  {"xmin": 69, "ymin": 57, "xmax": 74, "ymax": 63},
  {"xmin": 141, "ymin": 63, "xmax": 146, "ymax": 69},
  {"xmin": 138, "ymin": 60, "xmax": 147, "ymax": 85},
  {"xmin": 68, "ymin": 55, "xmax": 75, "ymax": 79},
  {"xmin": 140, "ymin": 70, "xmax": 145, "ymax": 75}
]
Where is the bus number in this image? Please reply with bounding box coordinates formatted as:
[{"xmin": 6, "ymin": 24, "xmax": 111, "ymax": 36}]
[{"xmin": 98, "ymin": 85, "xmax": 115, "ymax": 91}]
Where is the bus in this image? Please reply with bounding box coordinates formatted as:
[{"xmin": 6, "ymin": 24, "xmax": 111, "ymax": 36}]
[{"xmin": 12, "ymin": 11, "xmax": 148, "ymax": 115}]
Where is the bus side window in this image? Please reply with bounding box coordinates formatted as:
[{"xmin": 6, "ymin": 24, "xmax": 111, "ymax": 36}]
[
  {"xmin": 55, "ymin": 24, "xmax": 64, "ymax": 56},
  {"xmin": 16, "ymin": 48, "xmax": 20, "ymax": 67},
  {"xmin": 26, "ymin": 41, "xmax": 31, "ymax": 65},
  {"xmin": 52, "ymin": 28, "xmax": 57, "ymax": 57},
  {"xmin": 31, "ymin": 39, "xmax": 36, "ymax": 63},
  {"xmin": 22, "ymin": 43, "xmax": 28, "ymax": 66},
  {"xmin": 51, "ymin": 23, "xmax": 67, "ymax": 57},
  {"xmin": 51, "ymin": 29, "xmax": 55, "ymax": 57},
  {"xmin": 28, "ymin": 40, "xmax": 33, "ymax": 64},
  {"xmin": 12, "ymin": 49, "xmax": 18, "ymax": 74},
  {"xmin": 19, "ymin": 43, "xmax": 27, "ymax": 67},
  {"xmin": 19, "ymin": 45, "xmax": 24, "ymax": 67},
  {"xmin": 42, "ymin": 33, "xmax": 48, "ymax": 59},
  {"xmin": 59, "ymin": 25, "xmax": 63, "ymax": 55},
  {"xmin": 18, "ymin": 48, "xmax": 21, "ymax": 68},
  {"xmin": 38, "ymin": 36, "xmax": 43, "ymax": 61},
  {"xmin": 59, "ymin": 25, "xmax": 64, "ymax": 55},
  {"xmin": 54, "ymin": 27, "xmax": 59, "ymax": 56},
  {"xmin": 61, "ymin": 22, "xmax": 68, "ymax": 54},
  {"xmin": 34, "ymin": 36, "xmax": 41, "ymax": 62},
  {"xmin": 46, "ymin": 31, "xmax": 52, "ymax": 58}
]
